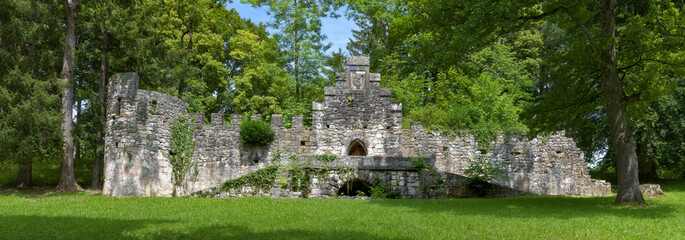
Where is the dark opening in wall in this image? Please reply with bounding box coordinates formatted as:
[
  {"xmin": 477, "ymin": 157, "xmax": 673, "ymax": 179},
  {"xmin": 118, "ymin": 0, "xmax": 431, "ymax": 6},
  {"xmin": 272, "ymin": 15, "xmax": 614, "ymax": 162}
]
[
  {"xmin": 347, "ymin": 139, "xmax": 367, "ymax": 156},
  {"xmin": 300, "ymin": 141, "xmax": 306, "ymax": 146},
  {"xmin": 150, "ymin": 99, "xmax": 157, "ymax": 115},
  {"xmin": 337, "ymin": 178, "xmax": 371, "ymax": 196}
]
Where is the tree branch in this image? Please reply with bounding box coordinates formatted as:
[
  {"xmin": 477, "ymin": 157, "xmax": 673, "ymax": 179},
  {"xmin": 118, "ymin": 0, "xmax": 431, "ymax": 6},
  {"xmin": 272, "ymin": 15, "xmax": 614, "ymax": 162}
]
[{"xmin": 561, "ymin": 8, "xmax": 600, "ymax": 57}]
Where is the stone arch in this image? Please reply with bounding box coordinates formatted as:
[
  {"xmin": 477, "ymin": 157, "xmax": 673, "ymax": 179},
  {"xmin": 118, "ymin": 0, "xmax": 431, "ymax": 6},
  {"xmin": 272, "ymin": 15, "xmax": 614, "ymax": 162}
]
[{"xmin": 347, "ymin": 139, "xmax": 367, "ymax": 156}]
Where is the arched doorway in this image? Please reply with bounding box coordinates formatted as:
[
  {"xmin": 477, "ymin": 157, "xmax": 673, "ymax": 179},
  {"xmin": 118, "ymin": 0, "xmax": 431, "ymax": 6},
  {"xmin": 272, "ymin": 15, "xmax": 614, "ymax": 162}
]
[{"xmin": 347, "ymin": 139, "xmax": 367, "ymax": 156}]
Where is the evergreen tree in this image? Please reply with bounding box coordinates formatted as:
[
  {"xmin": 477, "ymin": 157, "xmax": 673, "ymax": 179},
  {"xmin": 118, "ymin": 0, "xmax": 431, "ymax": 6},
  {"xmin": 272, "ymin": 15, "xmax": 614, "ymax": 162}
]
[{"xmin": 0, "ymin": 0, "xmax": 64, "ymax": 188}]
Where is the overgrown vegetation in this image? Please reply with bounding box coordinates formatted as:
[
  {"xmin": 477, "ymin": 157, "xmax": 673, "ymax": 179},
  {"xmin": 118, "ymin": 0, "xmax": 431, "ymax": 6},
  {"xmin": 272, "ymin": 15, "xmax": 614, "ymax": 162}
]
[
  {"xmin": 412, "ymin": 155, "xmax": 444, "ymax": 195},
  {"xmin": 463, "ymin": 156, "xmax": 510, "ymax": 197},
  {"xmin": 169, "ymin": 115, "xmax": 197, "ymax": 196},
  {"xmin": 239, "ymin": 120, "xmax": 275, "ymax": 146},
  {"xmin": 197, "ymin": 165, "xmax": 280, "ymax": 198}
]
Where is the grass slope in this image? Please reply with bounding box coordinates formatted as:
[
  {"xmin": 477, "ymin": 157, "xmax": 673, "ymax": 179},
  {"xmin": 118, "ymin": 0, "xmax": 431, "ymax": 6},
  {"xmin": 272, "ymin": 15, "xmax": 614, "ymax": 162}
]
[{"xmin": 1, "ymin": 181, "xmax": 684, "ymax": 239}]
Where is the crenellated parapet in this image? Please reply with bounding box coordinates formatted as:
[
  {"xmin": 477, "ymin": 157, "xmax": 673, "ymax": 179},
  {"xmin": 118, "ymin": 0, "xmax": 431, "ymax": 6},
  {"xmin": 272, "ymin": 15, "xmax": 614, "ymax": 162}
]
[{"xmin": 103, "ymin": 56, "xmax": 610, "ymax": 198}]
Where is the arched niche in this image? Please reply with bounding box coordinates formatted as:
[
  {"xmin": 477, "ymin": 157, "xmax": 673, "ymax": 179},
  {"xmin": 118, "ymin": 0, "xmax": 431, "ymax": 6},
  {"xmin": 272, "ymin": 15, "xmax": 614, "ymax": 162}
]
[{"xmin": 347, "ymin": 139, "xmax": 367, "ymax": 156}]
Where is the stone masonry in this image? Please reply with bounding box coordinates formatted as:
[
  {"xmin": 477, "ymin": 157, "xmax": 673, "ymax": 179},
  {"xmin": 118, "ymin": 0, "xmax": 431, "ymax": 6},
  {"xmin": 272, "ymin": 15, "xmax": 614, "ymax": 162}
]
[{"xmin": 103, "ymin": 56, "xmax": 611, "ymax": 198}]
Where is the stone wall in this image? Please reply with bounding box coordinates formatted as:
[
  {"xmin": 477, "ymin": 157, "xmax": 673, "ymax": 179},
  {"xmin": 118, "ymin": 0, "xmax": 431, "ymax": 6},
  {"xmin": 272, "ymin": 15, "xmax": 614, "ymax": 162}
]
[{"xmin": 103, "ymin": 57, "xmax": 610, "ymax": 198}]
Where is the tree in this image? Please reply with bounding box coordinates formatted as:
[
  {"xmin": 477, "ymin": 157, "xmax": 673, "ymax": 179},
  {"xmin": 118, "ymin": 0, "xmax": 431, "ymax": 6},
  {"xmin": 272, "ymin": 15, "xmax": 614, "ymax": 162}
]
[
  {"xmin": 512, "ymin": 0, "xmax": 685, "ymax": 205},
  {"xmin": 56, "ymin": 0, "xmax": 83, "ymax": 192},
  {"xmin": 0, "ymin": 0, "xmax": 63, "ymax": 188},
  {"xmin": 244, "ymin": 0, "xmax": 339, "ymax": 100},
  {"xmin": 230, "ymin": 29, "xmax": 291, "ymax": 116}
]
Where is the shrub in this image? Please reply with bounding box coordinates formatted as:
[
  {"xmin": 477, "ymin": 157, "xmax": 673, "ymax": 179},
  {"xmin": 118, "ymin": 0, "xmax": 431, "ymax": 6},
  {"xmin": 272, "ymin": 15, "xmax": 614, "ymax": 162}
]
[
  {"xmin": 240, "ymin": 120, "xmax": 275, "ymax": 145},
  {"xmin": 463, "ymin": 156, "xmax": 509, "ymax": 197},
  {"xmin": 411, "ymin": 154, "xmax": 430, "ymax": 171}
]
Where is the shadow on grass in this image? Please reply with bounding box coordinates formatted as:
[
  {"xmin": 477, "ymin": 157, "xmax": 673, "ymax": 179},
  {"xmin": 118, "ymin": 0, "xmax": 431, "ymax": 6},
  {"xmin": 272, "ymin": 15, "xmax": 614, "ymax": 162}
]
[
  {"xmin": 0, "ymin": 215, "xmax": 174, "ymax": 239},
  {"xmin": 363, "ymin": 194, "xmax": 679, "ymax": 220},
  {"xmin": 146, "ymin": 224, "xmax": 410, "ymax": 240},
  {"xmin": 0, "ymin": 215, "xmax": 406, "ymax": 240}
]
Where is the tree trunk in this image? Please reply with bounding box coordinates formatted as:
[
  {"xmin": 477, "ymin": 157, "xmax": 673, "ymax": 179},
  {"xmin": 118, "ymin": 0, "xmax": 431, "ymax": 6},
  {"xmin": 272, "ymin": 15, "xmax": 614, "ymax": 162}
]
[
  {"xmin": 15, "ymin": 158, "xmax": 33, "ymax": 189},
  {"xmin": 92, "ymin": 27, "xmax": 107, "ymax": 189},
  {"xmin": 599, "ymin": 0, "xmax": 644, "ymax": 205},
  {"xmin": 56, "ymin": 0, "xmax": 82, "ymax": 192},
  {"xmin": 74, "ymin": 99, "xmax": 81, "ymax": 161}
]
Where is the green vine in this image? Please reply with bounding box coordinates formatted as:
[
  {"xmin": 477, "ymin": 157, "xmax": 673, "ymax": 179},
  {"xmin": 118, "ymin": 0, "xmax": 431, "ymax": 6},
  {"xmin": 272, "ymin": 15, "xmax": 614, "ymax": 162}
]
[
  {"xmin": 315, "ymin": 154, "xmax": 337, "ymax": 164},
  {"xmin": 169, "ymin": 114, "xmax": 197, "ymax": 197},
  {"xmin": 471, "ymin": 129, "xmax": 498, "ymax": 152},
  {"xmin": 201, "ymin": 165, "xmax": 280, "ymax": 197}
]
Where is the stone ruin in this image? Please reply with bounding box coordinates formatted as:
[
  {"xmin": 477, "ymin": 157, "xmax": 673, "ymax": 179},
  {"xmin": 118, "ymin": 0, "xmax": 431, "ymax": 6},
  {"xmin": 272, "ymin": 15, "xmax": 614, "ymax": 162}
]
[{"xmin": 102, "ymin": 56, "xmax": 611, "ymax": 198}]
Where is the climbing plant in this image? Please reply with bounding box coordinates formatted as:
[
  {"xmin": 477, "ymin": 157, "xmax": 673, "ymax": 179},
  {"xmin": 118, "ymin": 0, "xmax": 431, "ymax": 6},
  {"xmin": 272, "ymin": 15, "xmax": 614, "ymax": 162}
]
[{"xmin": 169, "ymin": 114, "xmax": 197, "ymax": 196}]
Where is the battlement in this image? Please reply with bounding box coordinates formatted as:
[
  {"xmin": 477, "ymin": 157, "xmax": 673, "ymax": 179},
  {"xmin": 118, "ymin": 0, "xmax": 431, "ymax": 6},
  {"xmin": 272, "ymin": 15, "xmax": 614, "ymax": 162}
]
[{"xmin": 103, "ymin": 57, "xmax": 611, "ymax": 198}]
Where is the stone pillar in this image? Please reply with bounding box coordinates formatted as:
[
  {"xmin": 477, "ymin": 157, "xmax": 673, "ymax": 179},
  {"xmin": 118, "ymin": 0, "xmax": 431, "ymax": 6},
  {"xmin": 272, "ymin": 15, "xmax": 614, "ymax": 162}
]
[
  {"xmin": 210, "ymin": 113, "xmax": 224, "ymax": 126},
  {"xmin": 335, "ymin": 72, "xmax": 346, "ymax": 87},
  {"xmin": 369, "ymin": 73, "xmax": 381, "ymax": 88},
  {"xmin": 189, "ymin": 113, "xmax": 204, "ymax": 127},
  {"xmin": 230, "ymin": 114, "xmax": 242, "ymax": 126},
  {"xmin": 271, "ymin": 114, "xmax": 283, "ymax": 129},
  {"xmin": 312, "ymin": 101, "xmax": 325, "ymax": 129},
  {"xmin": 390, "ymin": 102, "xmax": 402, "ymax": 130},
  {"xmin": 292, "ymin": 115, "xmax": 303, "ymax": 130}
]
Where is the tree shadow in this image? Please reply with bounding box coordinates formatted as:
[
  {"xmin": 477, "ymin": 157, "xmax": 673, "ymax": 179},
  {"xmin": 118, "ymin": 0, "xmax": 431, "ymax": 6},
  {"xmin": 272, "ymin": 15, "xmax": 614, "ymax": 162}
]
[
  {"xmin": 0, "ymin": 214, "xmax": 409, "ymax": 240},
  {"xmin": 0, "ymin": 215, "xmax": 174, "ymax": 239},
  {"xmin": 146, "ymin": 224, "xmax": 411, "ymax": 240},
  {"xmin": 362, "ymin": 194, "xmax": 678, "ymax": 220}
]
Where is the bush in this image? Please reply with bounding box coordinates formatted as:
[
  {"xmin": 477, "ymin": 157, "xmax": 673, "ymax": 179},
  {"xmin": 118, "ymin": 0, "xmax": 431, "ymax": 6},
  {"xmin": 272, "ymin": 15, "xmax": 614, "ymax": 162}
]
[
  {"xmin": 463, "ymin": 156, "xmax": 509, "ymax": 197},
  {"xmin": 240, "ymin": 120, "xmax": 275, "ymax": 146}
]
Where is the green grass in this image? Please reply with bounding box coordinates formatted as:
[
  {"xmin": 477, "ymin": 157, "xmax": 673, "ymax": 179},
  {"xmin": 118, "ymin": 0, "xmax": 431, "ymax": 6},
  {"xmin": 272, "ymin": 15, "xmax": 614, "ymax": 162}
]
[
  {"xmin": 1, "ymin": 181, "xmax": 684, "ymax": 239},
  {"xmin": 1, "ymin": 160, "xmax": 94, "ymax": 188}
]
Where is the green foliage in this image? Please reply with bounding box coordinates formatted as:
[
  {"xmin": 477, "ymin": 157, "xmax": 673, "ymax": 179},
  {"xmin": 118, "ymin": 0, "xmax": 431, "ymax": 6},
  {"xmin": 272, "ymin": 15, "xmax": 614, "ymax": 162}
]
[
  {"xmin": 169, "ymin": 115, "xmax": 197, "ymax": 195},
  {"xmin": 219, "ymin": 165, "xmax": 279, "ymax": 195},
  {"xmin": 368, "ymin": 179, "xmax": 400, "ymax": 199},
  {"xmin": 239, "ymin": 120, "xmax": 275, "ymax": 146},
  {"xmin": 231, "ymin": 29, "xmax": 291, "ymax": 116},
  {"xmin": 471, "ymin": 129, "xmax": 499, "ymax": 152},
  {"xmin": 0, "ymin": 0, "xmax": 63, "ymax": 177},
  {"xmin": 463, "ymin": 156, "xmax": 510, "ymax": 197},
  {"xmin": 411, "ymin": 155, "xmax": 429, "ymax": 171},
  {"xmin": 314, "ymin": 154, "xmax": 337, "ymax": 164}
]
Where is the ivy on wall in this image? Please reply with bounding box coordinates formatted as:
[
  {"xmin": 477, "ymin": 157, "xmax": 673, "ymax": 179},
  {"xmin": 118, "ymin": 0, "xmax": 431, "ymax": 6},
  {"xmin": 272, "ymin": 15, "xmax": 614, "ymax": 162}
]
[{"xmin": 169, "ymin": 114, "xmax": 197, "ymax": 197}]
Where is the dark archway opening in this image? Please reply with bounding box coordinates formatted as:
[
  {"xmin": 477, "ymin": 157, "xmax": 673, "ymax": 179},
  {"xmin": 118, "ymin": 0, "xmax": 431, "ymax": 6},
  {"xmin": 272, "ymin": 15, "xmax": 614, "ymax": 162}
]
[
  {"xmin": 337, "ymin": 179, "xmax": 371, "ymax": 196},
  {"xmin": 347, "ymin": 139, "xmax": 367, "ymax": 156}
]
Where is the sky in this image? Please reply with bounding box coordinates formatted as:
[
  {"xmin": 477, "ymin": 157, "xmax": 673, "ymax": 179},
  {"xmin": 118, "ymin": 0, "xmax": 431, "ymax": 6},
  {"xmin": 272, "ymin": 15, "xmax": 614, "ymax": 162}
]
[{"xmin": 227, "ymin": 2, "xmax": 357, "ymax": 55}]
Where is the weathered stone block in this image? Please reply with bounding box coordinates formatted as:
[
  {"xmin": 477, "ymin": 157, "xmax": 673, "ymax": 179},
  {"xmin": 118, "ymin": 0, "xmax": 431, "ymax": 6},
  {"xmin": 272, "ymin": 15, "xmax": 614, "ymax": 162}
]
[
  {"xmin": 211, "ymin": 113, "xmax": 224, "ymax": 125},
  {"xmin": 230, "ymin": 114, "xmax": 242, "ymax": 126},
  {"xmin": 347, "ymin": 56, "xmax": 370, "ymax": 66},
  {"xmin": 271, "ymin": 114, "xmax": 283, "ymax": 128}
]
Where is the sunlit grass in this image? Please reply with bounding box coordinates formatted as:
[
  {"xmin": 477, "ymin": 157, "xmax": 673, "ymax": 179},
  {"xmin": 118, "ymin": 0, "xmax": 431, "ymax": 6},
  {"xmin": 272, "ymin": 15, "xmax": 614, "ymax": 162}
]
[{"xmin": 1, "ymin": 181, "xmax": 683, "ymax": 239}]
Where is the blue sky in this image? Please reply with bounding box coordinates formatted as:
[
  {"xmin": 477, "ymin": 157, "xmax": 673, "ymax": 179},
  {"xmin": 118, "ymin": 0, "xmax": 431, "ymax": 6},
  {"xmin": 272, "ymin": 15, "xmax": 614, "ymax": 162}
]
[{"xmin": 227, "ymin": 2, "xmax": 357, "ymax": 55}]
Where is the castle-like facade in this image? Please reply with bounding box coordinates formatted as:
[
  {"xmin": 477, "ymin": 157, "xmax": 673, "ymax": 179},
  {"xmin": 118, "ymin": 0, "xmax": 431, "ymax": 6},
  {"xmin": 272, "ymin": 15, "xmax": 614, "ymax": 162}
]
[{"xmin": 103, "ymin": 56, "xmax": 610, "ymax": 198}]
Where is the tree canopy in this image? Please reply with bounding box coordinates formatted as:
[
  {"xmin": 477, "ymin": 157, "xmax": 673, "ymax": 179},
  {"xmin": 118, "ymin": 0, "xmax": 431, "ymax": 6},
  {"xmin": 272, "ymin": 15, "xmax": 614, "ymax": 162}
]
[{"xmin": 0, "ymin": 0, "xmax": 683, "ymax": 205}]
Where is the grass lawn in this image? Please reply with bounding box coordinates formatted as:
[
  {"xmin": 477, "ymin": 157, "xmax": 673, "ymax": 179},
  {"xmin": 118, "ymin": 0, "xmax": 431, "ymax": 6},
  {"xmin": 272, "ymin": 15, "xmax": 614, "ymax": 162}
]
[{"xmin": 0, "ymin": 181, "xmax": 683, "ymax": 239}]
